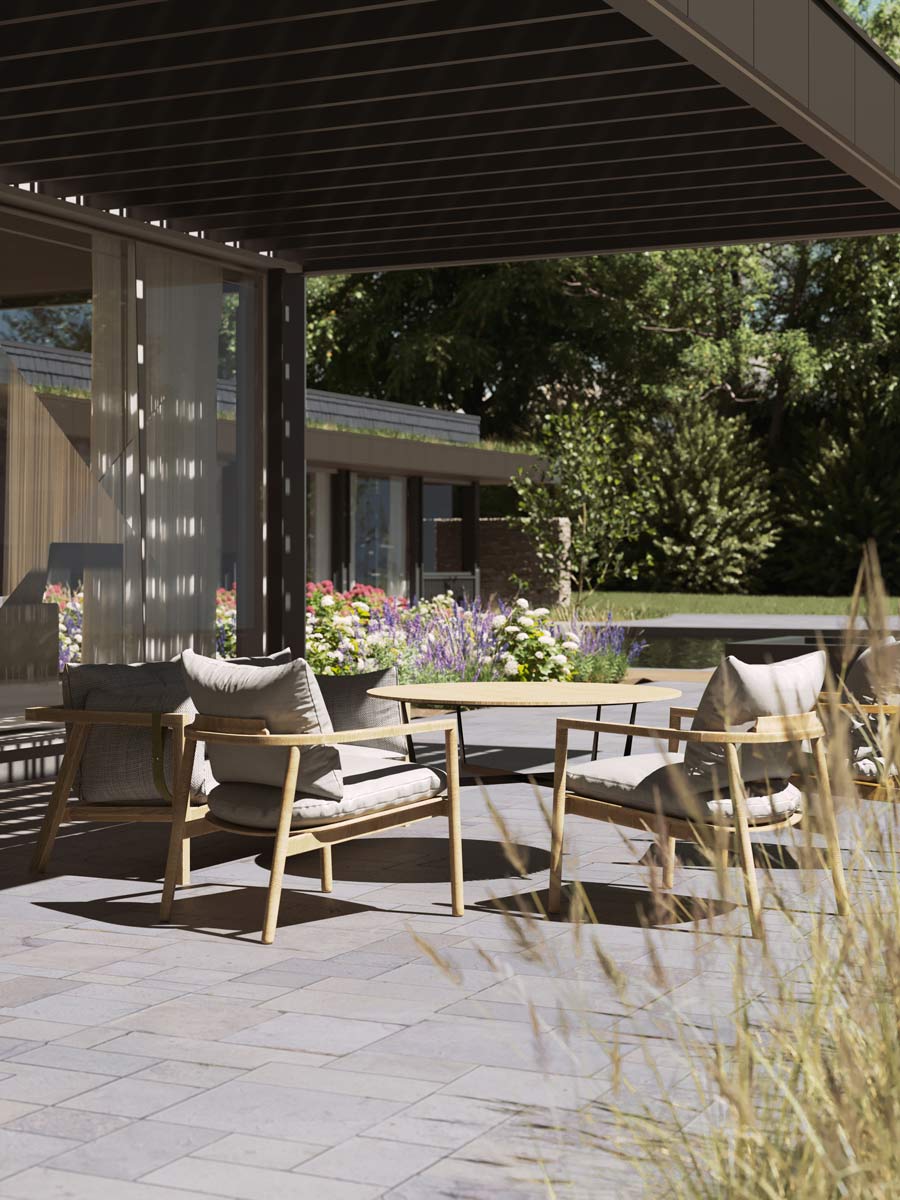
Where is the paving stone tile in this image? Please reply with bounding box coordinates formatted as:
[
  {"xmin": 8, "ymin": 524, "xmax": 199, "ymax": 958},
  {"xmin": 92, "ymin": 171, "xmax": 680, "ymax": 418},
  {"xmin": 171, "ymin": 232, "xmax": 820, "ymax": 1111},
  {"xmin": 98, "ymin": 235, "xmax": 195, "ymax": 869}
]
[
  {"xmin": 0, "ymin": 1063, "xmax": 115, "ymax": 1105},
  {"xmin": 302, "ymin": 1136, "xmax": 446, "ymax": 1188},
  {"xmin": 0, "ymin": 944, "xmax": 135, "ymax": 972},
  {"xmin": 0, "ymin": 1019, "xmax": 85, "ymax": 1043},
  {"xmin": 96, "ymin": 1031, "xmax": 325, "ymax": 1071},
  {"xmin": 0, "ymin": 1128, "xmax": 80, "ymax": 1179},
  {"xmin": 0, "ymin": 1100, "xmax": 40, "ymax": 1126},
  {"xmin": 259, "ymin": 985, "xmax": 447, "ymax": 1025},
  {"xmin": 327, "ymin": 1051, "xmax": 475, "ymax": 1084},
  {"xmin": 191, "ymin": 1132, "xmax": 322, "ymax": 1170},
  {"xmin": 157, "ymin": 1078, "xmax": 405, "ymax": 1145},
  {"xmin": 443, "ymin": 1065, "xmax": 609, "ymax": 1110},
  {"xmin": 225, "ymin": 1012, "xmax": 402, "ymax": 1055},
  {"xmin": 110, "ymin": 997, "xmax": 274, "ymax": 1039},
  {"xmin": 131, "ymin": 1059, "xmax": 244, "ymax": 1089},
  {"xmin": 60, "ymin": 1076, "xmax": 200, "ymax": 1118},
  {"xmin": 241, "ymin": 1061, "xmax": 436, "ymax": 1103},
  {"xmin": 5, "ymin": 1108, "xmax": 130, "ymax": 1141},
  {"xmin": 363, "ymin": 1093, "xmax": 510, "ymax": 1151},
  {"xmin": 0, "ymin": 977, "xmax": 81, "ymax": 1008},
  {"xmin": 145, "ymin": 1157, "xmax": 382, "ymax": 1200},
  {"xmin": 10, "ymin": 1044, "xmax": 158, "ymax": 1078},
  {"xmin": 48, "ymin": 1118, "xmax": 223, "ymax": 1180},
  {"xmin": 0, "ymin": 1166, "xmax": 204, "ymax": 1200},
  {"xmin": 2, "ymin": 994, "xmax": 146, "ymax": 1027}
]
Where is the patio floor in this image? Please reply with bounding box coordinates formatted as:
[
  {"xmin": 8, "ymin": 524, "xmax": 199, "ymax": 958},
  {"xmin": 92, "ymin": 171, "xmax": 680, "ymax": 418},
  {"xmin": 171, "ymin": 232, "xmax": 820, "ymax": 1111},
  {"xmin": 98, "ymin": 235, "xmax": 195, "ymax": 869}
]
[{"xmin": 0, "ymin": 686, "xmax": 847, "ymax": 1199}]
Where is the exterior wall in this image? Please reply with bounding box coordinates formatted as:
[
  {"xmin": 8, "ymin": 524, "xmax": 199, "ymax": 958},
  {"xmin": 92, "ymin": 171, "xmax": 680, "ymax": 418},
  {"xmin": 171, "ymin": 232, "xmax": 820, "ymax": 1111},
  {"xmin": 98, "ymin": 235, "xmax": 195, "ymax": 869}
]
[{"xmin": 436, "ymin": 517, "xmax": 571, "ymax": 606}]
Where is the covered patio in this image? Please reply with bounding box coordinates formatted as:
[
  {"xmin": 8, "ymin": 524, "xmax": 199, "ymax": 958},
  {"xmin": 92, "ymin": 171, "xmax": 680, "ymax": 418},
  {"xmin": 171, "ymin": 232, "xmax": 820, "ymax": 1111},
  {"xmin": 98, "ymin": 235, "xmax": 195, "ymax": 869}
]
[{"xmin": 1, "ymin": 2, "xmax": 900, "ymax": 1197}]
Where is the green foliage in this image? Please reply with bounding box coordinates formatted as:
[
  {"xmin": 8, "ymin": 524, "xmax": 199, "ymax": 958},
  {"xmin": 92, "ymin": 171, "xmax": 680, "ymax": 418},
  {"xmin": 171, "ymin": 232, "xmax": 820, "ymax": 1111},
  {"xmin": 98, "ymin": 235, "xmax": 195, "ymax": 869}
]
[
  {"xmin": 636, "ymin": 392, "xmax": 778, "ymax": 593},
  {"xmin": 1, "ymin": 303, "xmax": 91, "ymax": 351},
  {"xmin": 511, "ymin": 403, "xmax": 653, "ymax": 596}
]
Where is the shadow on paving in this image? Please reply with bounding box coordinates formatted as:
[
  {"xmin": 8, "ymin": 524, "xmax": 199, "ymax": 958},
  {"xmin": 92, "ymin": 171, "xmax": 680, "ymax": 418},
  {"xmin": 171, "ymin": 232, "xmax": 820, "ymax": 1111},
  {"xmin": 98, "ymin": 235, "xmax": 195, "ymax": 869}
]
[
  {"xmin": 33, "ymin": 883, "xmax": 381, "ymax": 939},
  {"xmin": 480, "ymin": 882, "xmax": 738, "ymax": 928},
  {"xmin": 277, "ymin": 835, "xmax": 551, "ymax": 884}
]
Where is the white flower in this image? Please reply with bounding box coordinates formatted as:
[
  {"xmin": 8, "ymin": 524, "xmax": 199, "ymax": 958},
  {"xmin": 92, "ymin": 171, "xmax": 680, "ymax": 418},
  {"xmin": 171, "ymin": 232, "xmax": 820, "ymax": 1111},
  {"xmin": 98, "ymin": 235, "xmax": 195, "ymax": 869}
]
[
  {"xmin": 492, "ymin": 615, "xmax": 507, "ymax": 628},
  {"xmin": 552, "ymin": 654, "xmax": 568, "ymax": 666},
  {"xmin": 504, "ymin": 658, "xmax": 520, "ymax": 676},
  {"xmin": 516, "ymin": 632, "xmax": 528, "ymax": 642},
  {"xmin": 353, "ymin": 601, "xmax": 370, "ymax": 613},
  {"xmin": 515, "ymin": 597, "xmax": 530, "ymax": 609},
  {"xmin": 518, "ymin": 616, "xmax": 535, "ymax": 628},
  {"xmin": 320, "ymin": 595, "xmax": 335, "ymax": 607},
  {"xmin": 561, "ymin": 640, "xmax": 579, "ymax": 651},
  {"xmin": 481, "ymin": 655, "xmax": 493, "ymax": 665},
  {"xmin": 537, "ymin": 633, "xmax": 555, "ymax": 646},
  {"xmin": 532, "ymin": 607, "xmax": 550, "ymax": 617},
  {"xmin": 535, "ymin": 651, "xmax": 545, "ymax": 660}
]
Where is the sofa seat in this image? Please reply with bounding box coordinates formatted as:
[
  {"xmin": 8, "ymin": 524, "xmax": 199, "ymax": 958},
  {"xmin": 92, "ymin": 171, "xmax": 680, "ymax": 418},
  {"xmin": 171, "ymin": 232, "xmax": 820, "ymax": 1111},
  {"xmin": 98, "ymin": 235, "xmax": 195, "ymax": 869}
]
[
  {"xmin": 566, "ymin": 751, "xmax": 802, "ymax": 824},
  {"xmin": 207, "ymin": 745, "xmax": 446, "ymax": 829}
]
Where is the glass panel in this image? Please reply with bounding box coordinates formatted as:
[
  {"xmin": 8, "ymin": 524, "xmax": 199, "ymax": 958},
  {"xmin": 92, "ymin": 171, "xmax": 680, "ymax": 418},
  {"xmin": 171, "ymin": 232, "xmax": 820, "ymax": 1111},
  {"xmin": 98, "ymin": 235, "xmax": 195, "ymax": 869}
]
[
  {"xmin": 350, "ymin": 474, "xmax": 406, "ymax": 594},
  {"xmin": 307, "ymin": 469, "xmax": 332, "ymax": 583},
  {"xmin": 423, "ymin": 482, "xmax": 468, "ymax": 572}
]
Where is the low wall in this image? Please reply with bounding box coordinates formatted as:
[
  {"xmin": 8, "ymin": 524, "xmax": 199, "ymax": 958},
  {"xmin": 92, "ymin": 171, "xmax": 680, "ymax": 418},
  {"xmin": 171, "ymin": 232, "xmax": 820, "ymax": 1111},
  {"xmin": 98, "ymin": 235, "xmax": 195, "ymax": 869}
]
[{"xmin": 435, "ymin": 516, "xmax": 571, "ymax": 606}]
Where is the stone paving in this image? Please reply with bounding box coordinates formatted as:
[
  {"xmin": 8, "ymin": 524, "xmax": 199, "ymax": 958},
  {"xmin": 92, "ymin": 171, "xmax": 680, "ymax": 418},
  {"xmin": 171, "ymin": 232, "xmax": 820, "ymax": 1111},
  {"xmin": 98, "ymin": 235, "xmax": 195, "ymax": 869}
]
[{"xmin": 0, "ymin": 684, "xmax": 846, "ymax": 1199}]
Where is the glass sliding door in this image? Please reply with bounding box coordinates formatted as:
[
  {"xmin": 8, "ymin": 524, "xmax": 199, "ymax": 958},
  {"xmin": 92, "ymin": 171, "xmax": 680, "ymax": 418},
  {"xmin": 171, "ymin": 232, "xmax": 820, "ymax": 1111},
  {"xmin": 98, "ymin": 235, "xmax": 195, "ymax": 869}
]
[{"xmin": 349, "ymin": 474, "xmax": 406, "ymax": 595}]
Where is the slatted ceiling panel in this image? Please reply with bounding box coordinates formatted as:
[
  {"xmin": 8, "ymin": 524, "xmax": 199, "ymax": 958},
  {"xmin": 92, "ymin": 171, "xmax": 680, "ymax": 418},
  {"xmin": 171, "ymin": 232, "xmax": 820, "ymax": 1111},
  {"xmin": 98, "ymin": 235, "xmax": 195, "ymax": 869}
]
[{"xmin": 1, "ymin": 0, "xmax": 900, "ymax": 273}]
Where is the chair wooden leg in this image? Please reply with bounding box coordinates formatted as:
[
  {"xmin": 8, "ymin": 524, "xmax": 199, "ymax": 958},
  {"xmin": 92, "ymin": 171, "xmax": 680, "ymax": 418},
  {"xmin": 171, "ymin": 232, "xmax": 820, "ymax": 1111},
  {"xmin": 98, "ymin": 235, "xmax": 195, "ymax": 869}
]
[
  {"xmin": 320, "ymin": 845, "xmax": 333, "ymax": 894},
  {"xmin": 445, "ymin": 727, "xmax": 463, "ymax": 916},
  {"xmin": 662, "ymin": 834, "xmax": 677, "ymax": 890},
  {"xmin": 726, "ymin": 745, "xmax": 763, "ymax": 938},
  {"xmin": 548, "ymin": 723, "xmax": 569, "ymax": 915},
  {"xmin": 813, "ymin": 739, "xmax": 849, "ymax": 917},
  {"xmin": 262, "ymin": 747, "xmax": 300, "ymax": 945},
  {"xmin": 31, "ymin": 724, "xmax": 88, "ymax": 874},
  {"xmin": 160, "ymin": 741, "xmax": 199, "ymax": 923}
]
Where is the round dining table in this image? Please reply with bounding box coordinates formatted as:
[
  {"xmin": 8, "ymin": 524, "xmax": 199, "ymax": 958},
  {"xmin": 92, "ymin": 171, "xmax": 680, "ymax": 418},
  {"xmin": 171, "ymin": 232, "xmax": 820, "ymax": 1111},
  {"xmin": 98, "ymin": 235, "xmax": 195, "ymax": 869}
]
[{"xmin": 368, "ymin": 680, "xmax": 682, "ymax": 777}]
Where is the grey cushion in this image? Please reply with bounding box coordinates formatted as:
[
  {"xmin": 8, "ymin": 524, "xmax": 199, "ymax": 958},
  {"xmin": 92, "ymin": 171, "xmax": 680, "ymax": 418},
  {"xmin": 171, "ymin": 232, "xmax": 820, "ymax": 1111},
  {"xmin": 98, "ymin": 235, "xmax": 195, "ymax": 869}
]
[
  {"xmin": 180, "ymin": 649, "xmax": 342, "ymax": 800},
  {"xmin": 566, "ymin": 751, "xmax": 802, "ymax": 824},
  {"xmin": 683, "ymin": 652, "xmax": 825, "ymax": 790},
  {"xmin": 79, "ymin": 686, "xmax": 214, "ymax": 804},
  {"xmin": 316, "ymin": 667, "xmax": 407, "ymax": 757},
  {"xmin": 207, "ymin": 745, "xmax": 446, "ymax": 829},
  {"xmin": 64, "ymin": 663, "xmax": 201, "ymax": 805},
  {"xmin": 229, "ymin": 649, "xmax": 293, "ymax": 667}
]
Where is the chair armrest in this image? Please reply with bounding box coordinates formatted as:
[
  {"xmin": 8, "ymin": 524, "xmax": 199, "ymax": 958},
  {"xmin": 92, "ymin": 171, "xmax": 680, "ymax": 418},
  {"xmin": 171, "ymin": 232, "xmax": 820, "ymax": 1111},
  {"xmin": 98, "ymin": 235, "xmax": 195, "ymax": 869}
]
[
  {"xmin": 818, "ymin": 694, "xmax": 900, "ymax": 716},
  {"xmin": 25, "ymin": 706, "xmax": 188, "ymax": 729},
  {"xmin": 189, "ymin": 717, "xmax": 456, "ymax": 747},
  {"xmin": 668, "ymin": 706, "xmax": 698, "ymax": 752},
  {"xmin": 556, "ymin": 714, "xmax": 823, "ymax": 745}
]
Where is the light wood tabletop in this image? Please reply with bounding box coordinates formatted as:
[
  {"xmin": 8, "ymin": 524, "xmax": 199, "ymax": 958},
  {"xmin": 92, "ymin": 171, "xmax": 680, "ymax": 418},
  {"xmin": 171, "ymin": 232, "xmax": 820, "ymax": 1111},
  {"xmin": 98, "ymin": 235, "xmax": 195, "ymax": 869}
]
[{"xmin": 368, "ymin": 681, "xmax": 681, "ymax": 708}]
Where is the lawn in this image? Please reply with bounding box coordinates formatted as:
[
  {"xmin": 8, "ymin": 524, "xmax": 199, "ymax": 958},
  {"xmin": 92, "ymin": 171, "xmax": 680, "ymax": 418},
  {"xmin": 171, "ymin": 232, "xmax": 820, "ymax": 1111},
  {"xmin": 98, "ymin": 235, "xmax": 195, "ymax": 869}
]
[{"xmin": 574, "ymin": 591, "xmax": 890, "ymax": 621}]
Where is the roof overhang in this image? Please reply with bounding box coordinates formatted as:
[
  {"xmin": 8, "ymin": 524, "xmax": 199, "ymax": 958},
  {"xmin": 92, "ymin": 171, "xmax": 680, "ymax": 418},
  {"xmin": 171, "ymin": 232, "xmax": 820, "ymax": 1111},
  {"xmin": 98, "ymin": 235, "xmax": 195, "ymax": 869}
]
[{"xmin": 2, "ymin": 0, "xmax": 900, "ymax": 274}]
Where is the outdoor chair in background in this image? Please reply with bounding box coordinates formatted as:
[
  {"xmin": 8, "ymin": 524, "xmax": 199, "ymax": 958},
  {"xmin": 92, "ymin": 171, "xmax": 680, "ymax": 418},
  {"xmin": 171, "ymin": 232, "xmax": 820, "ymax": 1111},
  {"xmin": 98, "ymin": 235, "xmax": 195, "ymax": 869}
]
[
  {"xmin": 823, "ymin": 638, "xmax": 900, "ymax": 796},
  {"xmin": 26, "ymin": 661, "xmax": 213, "ymax": 880},
  {"xmin": 161, "ymin": 651, "xmax": 463, "ymax": 944},
  {"xmin": 548, "ymin": 651, "xmax": 849, "ymax": 938}
]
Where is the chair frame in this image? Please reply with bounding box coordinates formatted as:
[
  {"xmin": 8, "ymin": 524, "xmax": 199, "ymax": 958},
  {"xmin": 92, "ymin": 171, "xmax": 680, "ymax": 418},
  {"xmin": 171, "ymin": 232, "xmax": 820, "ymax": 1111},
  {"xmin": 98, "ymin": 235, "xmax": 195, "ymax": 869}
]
[
  {"xmin": 25, "ymin": 705, "xmax": 211, "ymax": 881},
  {"xmin": 160, "ymin": 714, "xmax": 464, "ymax": 944},
  {"xmin": 819, "ymin": 692, "xmax": 899, "ymax": 799},
  {"xmin": 549, "ymin": 707, "xmax": 849, "ymax": 938}
]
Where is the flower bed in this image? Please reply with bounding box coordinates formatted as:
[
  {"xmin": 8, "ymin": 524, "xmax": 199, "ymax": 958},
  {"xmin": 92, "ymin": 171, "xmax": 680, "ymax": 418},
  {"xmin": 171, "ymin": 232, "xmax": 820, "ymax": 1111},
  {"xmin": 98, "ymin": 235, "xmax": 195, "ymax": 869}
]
[
  {"xmin": 41, "ymin": 582, "xmax": 643, "ymax": 684},
  {"xmin": 305, "ymin": 582, "xmax": 643, "ymax": 683}
]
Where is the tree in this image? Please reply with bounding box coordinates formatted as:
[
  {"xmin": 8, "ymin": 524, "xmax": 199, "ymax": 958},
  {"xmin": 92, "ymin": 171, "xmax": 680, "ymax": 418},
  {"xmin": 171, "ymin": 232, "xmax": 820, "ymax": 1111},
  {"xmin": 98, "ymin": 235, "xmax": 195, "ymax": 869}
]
[
  {"xmin": 635, "ymin": 392, "xmax": 778, "ymax": 593},
  {"xmin": 511, "ymin": 403, "xmax": 653, "ymax": 597}
]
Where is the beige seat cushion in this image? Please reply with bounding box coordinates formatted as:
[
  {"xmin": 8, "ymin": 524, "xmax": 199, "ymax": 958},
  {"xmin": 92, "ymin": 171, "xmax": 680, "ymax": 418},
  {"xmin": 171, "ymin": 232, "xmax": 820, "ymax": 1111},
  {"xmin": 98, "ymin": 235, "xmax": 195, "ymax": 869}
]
[
  {"xmin": 566, "ymin": 751, "xmax": 802, "ymax": 824},
  {"xmin": 683, "ymin": 651, "xmax": 825, "ymax": 791},
  {"xmin": 207, "ymin": 746, "xmax": 445, "ymax": 829}
]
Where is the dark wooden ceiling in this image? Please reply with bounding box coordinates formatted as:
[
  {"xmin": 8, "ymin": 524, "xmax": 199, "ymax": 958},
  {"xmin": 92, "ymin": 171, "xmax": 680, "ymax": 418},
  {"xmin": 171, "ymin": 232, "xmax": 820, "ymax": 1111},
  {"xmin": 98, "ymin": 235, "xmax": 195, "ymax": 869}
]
[{"xmin": 2, "ymin": 0, "xmax": 900, "ymax": 273}]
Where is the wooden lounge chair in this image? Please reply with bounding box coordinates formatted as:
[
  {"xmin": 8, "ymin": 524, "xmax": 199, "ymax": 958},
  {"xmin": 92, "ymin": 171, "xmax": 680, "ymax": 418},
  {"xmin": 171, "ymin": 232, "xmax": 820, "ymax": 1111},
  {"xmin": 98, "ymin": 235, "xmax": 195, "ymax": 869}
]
[
  {"xmin": 549, "ymin": 652, "xmax": 850, "ymax": 938},
  {"xmin": 160, "ymin": 650, "xmax": 463, "ymax": 943}
]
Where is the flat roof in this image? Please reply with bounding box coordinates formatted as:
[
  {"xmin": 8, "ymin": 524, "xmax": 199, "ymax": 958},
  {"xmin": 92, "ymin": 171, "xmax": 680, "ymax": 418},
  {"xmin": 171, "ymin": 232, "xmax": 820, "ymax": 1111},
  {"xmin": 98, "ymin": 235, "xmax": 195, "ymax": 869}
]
[{"xmin": 2, "ymin": 1, "xmax": 900, "ymax": 272}]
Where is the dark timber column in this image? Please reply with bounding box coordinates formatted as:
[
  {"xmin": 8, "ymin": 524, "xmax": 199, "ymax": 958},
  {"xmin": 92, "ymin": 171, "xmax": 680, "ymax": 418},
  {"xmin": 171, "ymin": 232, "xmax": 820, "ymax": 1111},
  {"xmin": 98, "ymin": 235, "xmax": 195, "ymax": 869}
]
[
  {"xmin": 266, "ymin": 269, "xmax": 307, "ymax": 657},
  {"xmin": 330, "ymin": 470, "xmax": 351, "ymax": 592},
  {"xmin": 406, "ymin": 475, "xmax": 423, "ymax": 600}
]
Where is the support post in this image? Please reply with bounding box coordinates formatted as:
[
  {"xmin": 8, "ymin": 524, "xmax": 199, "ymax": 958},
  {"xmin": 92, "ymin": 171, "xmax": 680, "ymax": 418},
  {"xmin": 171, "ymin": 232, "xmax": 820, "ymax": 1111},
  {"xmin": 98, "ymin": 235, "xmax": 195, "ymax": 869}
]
[{"xmin": 266, "ymin": 269, "xmax": 307, "ymax": 657}]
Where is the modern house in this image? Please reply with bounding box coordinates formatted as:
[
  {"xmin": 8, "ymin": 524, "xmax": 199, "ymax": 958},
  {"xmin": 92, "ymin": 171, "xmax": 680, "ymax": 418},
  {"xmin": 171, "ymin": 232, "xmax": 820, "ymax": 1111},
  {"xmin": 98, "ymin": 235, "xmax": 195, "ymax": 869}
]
[
  {"xmin": 3, "ymin": 0, "xmax": 900, "ymax": 720},
  {"xmin": 1, "ymin": 339, "xmax": 533, "ymax": 621}
]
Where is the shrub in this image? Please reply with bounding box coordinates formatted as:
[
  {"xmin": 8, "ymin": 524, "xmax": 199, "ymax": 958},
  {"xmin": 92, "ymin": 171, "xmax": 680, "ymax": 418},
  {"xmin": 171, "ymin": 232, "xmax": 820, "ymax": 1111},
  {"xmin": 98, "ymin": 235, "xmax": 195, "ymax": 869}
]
[{"xmin": 636, "ymin": 392, "xmax": 777, "ymax": 592}]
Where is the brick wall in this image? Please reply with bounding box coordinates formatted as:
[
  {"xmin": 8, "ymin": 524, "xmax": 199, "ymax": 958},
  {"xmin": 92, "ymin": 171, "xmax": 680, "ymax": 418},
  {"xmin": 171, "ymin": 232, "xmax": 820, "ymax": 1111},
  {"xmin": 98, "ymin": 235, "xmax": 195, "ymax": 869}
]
[{"xmin": 435, "ymin": 517, "xmax": 570, "ymax": 606}]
